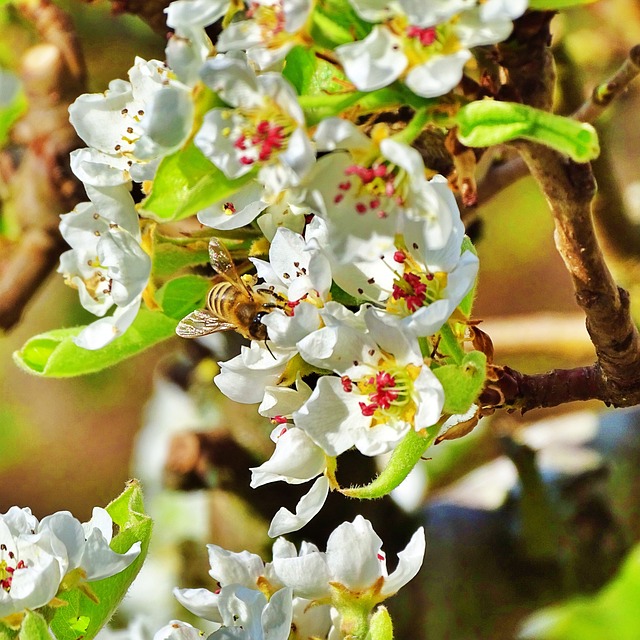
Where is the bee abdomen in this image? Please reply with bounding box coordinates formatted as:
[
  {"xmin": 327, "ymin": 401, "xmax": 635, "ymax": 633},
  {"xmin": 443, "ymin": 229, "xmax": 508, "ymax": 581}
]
[{"xmin": 208, "ymin": 282, "xmax": 236, "ymax": 318}]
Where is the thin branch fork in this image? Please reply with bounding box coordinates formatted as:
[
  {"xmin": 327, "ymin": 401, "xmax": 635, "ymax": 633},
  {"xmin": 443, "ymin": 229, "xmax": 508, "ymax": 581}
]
[
  {"xmin": 487, "ymin": 144, "xmax": 640, "ymax": 411},
  {"xmin": 464, "ymin": 43, "xmax": 640, "ymax": 216}
]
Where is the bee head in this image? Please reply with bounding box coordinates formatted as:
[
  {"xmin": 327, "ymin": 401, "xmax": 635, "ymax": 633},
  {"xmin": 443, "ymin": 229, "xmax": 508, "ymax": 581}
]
[{"xmin": 249, "ymin": 312, "xmax": 269, "ymax": 341}]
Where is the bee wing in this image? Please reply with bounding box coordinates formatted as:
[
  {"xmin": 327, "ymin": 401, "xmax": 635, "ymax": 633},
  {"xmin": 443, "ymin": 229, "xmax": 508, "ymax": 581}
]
[
  {"xmin": 176, "ymin": 309, "xmax": 237, "ymax": 338},
  {"xmin": 208, "ymin": 238, "xmax": 250, "ymax": 294}
]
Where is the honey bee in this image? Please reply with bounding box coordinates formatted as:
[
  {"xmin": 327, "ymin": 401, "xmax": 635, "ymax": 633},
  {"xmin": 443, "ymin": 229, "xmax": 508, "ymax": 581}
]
[{"xmin": 176, "ymin": 237, "xmax": 281, "ymax": 341}]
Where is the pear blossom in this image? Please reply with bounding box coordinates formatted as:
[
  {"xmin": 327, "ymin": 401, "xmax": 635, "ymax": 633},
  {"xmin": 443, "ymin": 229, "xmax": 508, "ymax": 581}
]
[
  {"xmin": 254, "ymin": 399, "xmax": 326, "ymax": 492},
  {"xmin": 308, "ymin": 123, "xmax": 457, "ymax": 282},
  {"xmin": 252, "ymin": 378, "xmax": 333, "ymax": 536},
  {"xmin": 250, "ymin": 218, "xmax": 332, "ymax": 349},
  {"xmin": 217, "ymin": 0, "xmax": 313, "ymax": 70},
  {"xmin": 272, "ymin": 515, "xmax": 425, "ymax": 604},
  {"xmin": 58, "ymin": 185, "xmax": 151, "ymax": 350},
  {"xmin": 209, "ymin": 586, "xmax": 293, "ymax": 640},
  {"xmin": 214, "ymin": 341, "xmax": 294, "ymax": 404},
  {"xmin": 164, "ymin": 0, "xmax": 223, "ymax": 85},
  {"xmin": 174, "ymin": 544, "xmax": 279, "ymax": 622},
  {"xmin": 173, "ymin": 540, "xmax": 334, "ymax": 636},
  {"xmin": 0, "ymin": 506, "xmax": 141, "ymax": 620},
  {"xmin": 69, "ymin": 57, "xmax": 193, "ymax": 184},
  {"xmin": 196, "ymin": 53, "xmax": 315, "ymax": 194},
  {"xmin": 293, "ymin": 304, "xmax": 445, "ymax": 457},
  {"xmin": 336, "ymin": 203, "xmax": 479, "ymax": 338},
  {"xmin": 335, "ymin": 0, "xmax": 528, "ymax": 97}
]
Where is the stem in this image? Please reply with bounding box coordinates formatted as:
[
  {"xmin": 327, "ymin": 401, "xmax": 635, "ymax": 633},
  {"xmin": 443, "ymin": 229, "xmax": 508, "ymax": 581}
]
[
  {"xmin": 298, "ymin": 92, "xmax": 363, "ymax": 110},
  {"xmin": 438, "ymin": 322, "xmax": 465, "ymax": 365},
  {"xmin": 389, "ymin": 107, "xmax": 430, "ymax": 146},
  {"xmin": 572, "ymin": 44, "xmax": 640, "ymax": 123},
  {"xmin": 340, "ymin": 428, "xmax": 436, "ymax": 499}
]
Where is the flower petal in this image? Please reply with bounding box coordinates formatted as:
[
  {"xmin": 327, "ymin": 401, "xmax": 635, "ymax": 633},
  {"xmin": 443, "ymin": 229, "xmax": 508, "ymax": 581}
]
[{"xmin": 268, "ymin": 476, "xmax": 330, "ymax": 537}]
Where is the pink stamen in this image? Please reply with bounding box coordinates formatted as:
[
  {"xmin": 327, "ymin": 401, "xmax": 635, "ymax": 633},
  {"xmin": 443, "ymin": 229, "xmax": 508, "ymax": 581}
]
[{"xmin": 406, "ymin": 25, "xmax": 436, "ymax": 47}]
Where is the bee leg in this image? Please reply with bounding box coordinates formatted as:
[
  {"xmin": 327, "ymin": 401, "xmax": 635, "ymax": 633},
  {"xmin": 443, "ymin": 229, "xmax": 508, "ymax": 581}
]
[{"xmin": 264, "ymin": 340, "xmax": 276, "ymax": 360}]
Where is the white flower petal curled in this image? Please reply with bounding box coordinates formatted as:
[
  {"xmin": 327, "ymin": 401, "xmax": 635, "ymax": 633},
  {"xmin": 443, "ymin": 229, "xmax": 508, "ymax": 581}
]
[{"xmin": 267, "ymin": 476, "xmax": 330, "ymax": 537}]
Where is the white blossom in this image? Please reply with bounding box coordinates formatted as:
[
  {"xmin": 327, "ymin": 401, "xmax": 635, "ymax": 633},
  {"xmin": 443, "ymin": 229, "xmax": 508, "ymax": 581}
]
[
  {"xmin": 164, "ymin": 0, "xmax": 223, "ymax": 85},
  {"xmin": 0, "ymin": 506, "xmax": 140, "ymax": 620},
  {"xmin": 336, "ymin": 1, "xmax": 528, "ymax": 97},
  {"xmin": 307, "ymin": 125, "xmax": 456, "ymax": 288},
  {"xmin": 272, "ymin": 515, "xmax": 425, "ymax": 602},
  {"xmin": 58, "ymin": 185, "xmax": 151, "ymax": 350},
  {"xmin": 69, "ymin": 58, "xmax": 193, "ymax": 184},
  {"xmin": 215, "ymin": 341, "xmax": 294, "ymax": 405},
  {"xmin": 293, "ymin": 305, "xmax": 445, "ymax": 456},
  {"xmin": 196, "ymin": 53, "xmax": 314, "ymax": 194},
  {"xmin": 217, "ymin": 0, "xmax": 313, "ymax": 70},
  {"xmin": 153, "ymin": 620, "xmax": 206, "ymax": 640}
]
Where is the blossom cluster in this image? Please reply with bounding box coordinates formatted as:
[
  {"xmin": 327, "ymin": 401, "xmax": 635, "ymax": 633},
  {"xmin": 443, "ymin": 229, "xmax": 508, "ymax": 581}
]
[
  {"xmin": 53, "ymin": 0, "xmax": 529, "ymax": 610},
  {"xmin": 154, "ymin": 516, "xmax": 425, "ymax": 640},
  {"xmin": 0, "ymin": 506, "xmax": 140, "ymax": 622},
  {"xmin": 58, "ymin": 0, "xmax": 527, "ymax": 349}
]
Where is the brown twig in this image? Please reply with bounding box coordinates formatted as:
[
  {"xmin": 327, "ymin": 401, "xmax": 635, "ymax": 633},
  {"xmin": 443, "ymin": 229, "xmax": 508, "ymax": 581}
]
[
  {"xmin": 476, "ymin": 17, "xmax": 640, "ymax": 412},
  {"xmin": 572, "ymin": 44, "xmax": 640, "ymax": 123},
  {"xmin": 466, "ymin": 39, "xmax": 640, "ymax": 216},
  {"xmin": 482, "ymin": 364, "xmax": 602, "ymax": 413},
  {"xmin": 0, "ymin": 0, "xmax": 86, "ymax": 331},
  {"xmin": 103, "ymin": 0, "xmax": 171, "ymax": 36}
]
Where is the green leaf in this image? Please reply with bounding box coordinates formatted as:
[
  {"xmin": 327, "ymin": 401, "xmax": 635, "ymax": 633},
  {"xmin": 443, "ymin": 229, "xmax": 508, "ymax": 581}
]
[
  {"xmin": 155, "ymin": 275, "xmax": 210, "ymax": 320},
  {"xmin": 0, "ymin": 621, "xmax": 17, "ymax": 640},
  {"xmin": 519, "ymin": 542, "xmax": 640, "ymax": 640},
  {"xmin": 140, "ymin": 141, "xmax": 254, "ymax": 221},
  {"xmin": 285, "ymin": 46, "xmax": 364, "ymax": 125},
  {"xmin": 18, "ymin": 612, "xmax": 52, "ymax": 640},
  {"xmin": 310, "ymin": 0, "xmax": 370, "ymax": 46},
  {"xmin": 329, "ymin": 281, "xmax": 363, "ymax": 308},
  {"xmin": 342, "ymin": 429, "xmax": 435, "ymax": 500},
  {"xmin": 152, "ymin": 238, "xmax": 211, "ymax": 278},
  {"xmin": 529, "ymin": 0, "xmax": 598, "ymax": 7},
  {"xmin": 433, "ymin": 351, "xmax": 487, "ymax": 414},
  {"xmin": 368, "ymin": 606, "xmax": 393, "ymax": 640},
  {"xmin": 458, "ymin": 236, "xmax": 478, "ymax": 319},
  {"xmin": 457, "ymin": 101, "xmax": 600, "ymax": 162},
  {"xmin": 283, "ymin": 46, "xmax": 317, "ymax": 94},
  {"xmin": 49, "ymin": 482, "xmax": 152, "ymax": 640},
  {"xmin": 13, "ymin": 309, "xmax": 177, "ymax": 377}
]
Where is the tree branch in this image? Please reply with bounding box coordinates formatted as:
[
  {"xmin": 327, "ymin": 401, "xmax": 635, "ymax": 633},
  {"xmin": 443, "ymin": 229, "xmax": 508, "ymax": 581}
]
[
  {"xmin": 474, "ymin": 16, "xmax": 640, "ymax": 411},
  {"xmin": 0, "ymin": 0, "xmax": 86, "ymax": 331},
  {"xmin": 572, "ymin": 44, "xmax": 640, "ymax": 123}
]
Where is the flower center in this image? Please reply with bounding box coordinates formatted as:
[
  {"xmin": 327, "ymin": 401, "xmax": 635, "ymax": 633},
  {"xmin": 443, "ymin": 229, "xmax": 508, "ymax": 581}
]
[
  {"xmin": 247, "ymin": 1, "xmax": 286, "ymax": 40},
  {"xmin": 223, "ymin": 101, "xmax": 296, "ymax": 168},
  {"xmin": 387, "ymin": 252, "xmax": 447, "ymax": 317},
  {"xmin": 386, "ymin": 15, "xmax": 458, "ymax": 69},
  {"xmin": 0, "ymin": 546, "xmax": 27, "ymax": 593},
  {"xmin": 344, "ymin": 362, "xmax": 420, "ymax": 423},
  {"xmin": 332, "ymin": 161, "xmax": 409, "ymax": 219},
  {"xmin": 406, "ymin": 25, "xmax": 436, "ymax": 47},
  {"xmin": 234, "ymin": 119, "xmax": 287, "ymax": 164}
]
